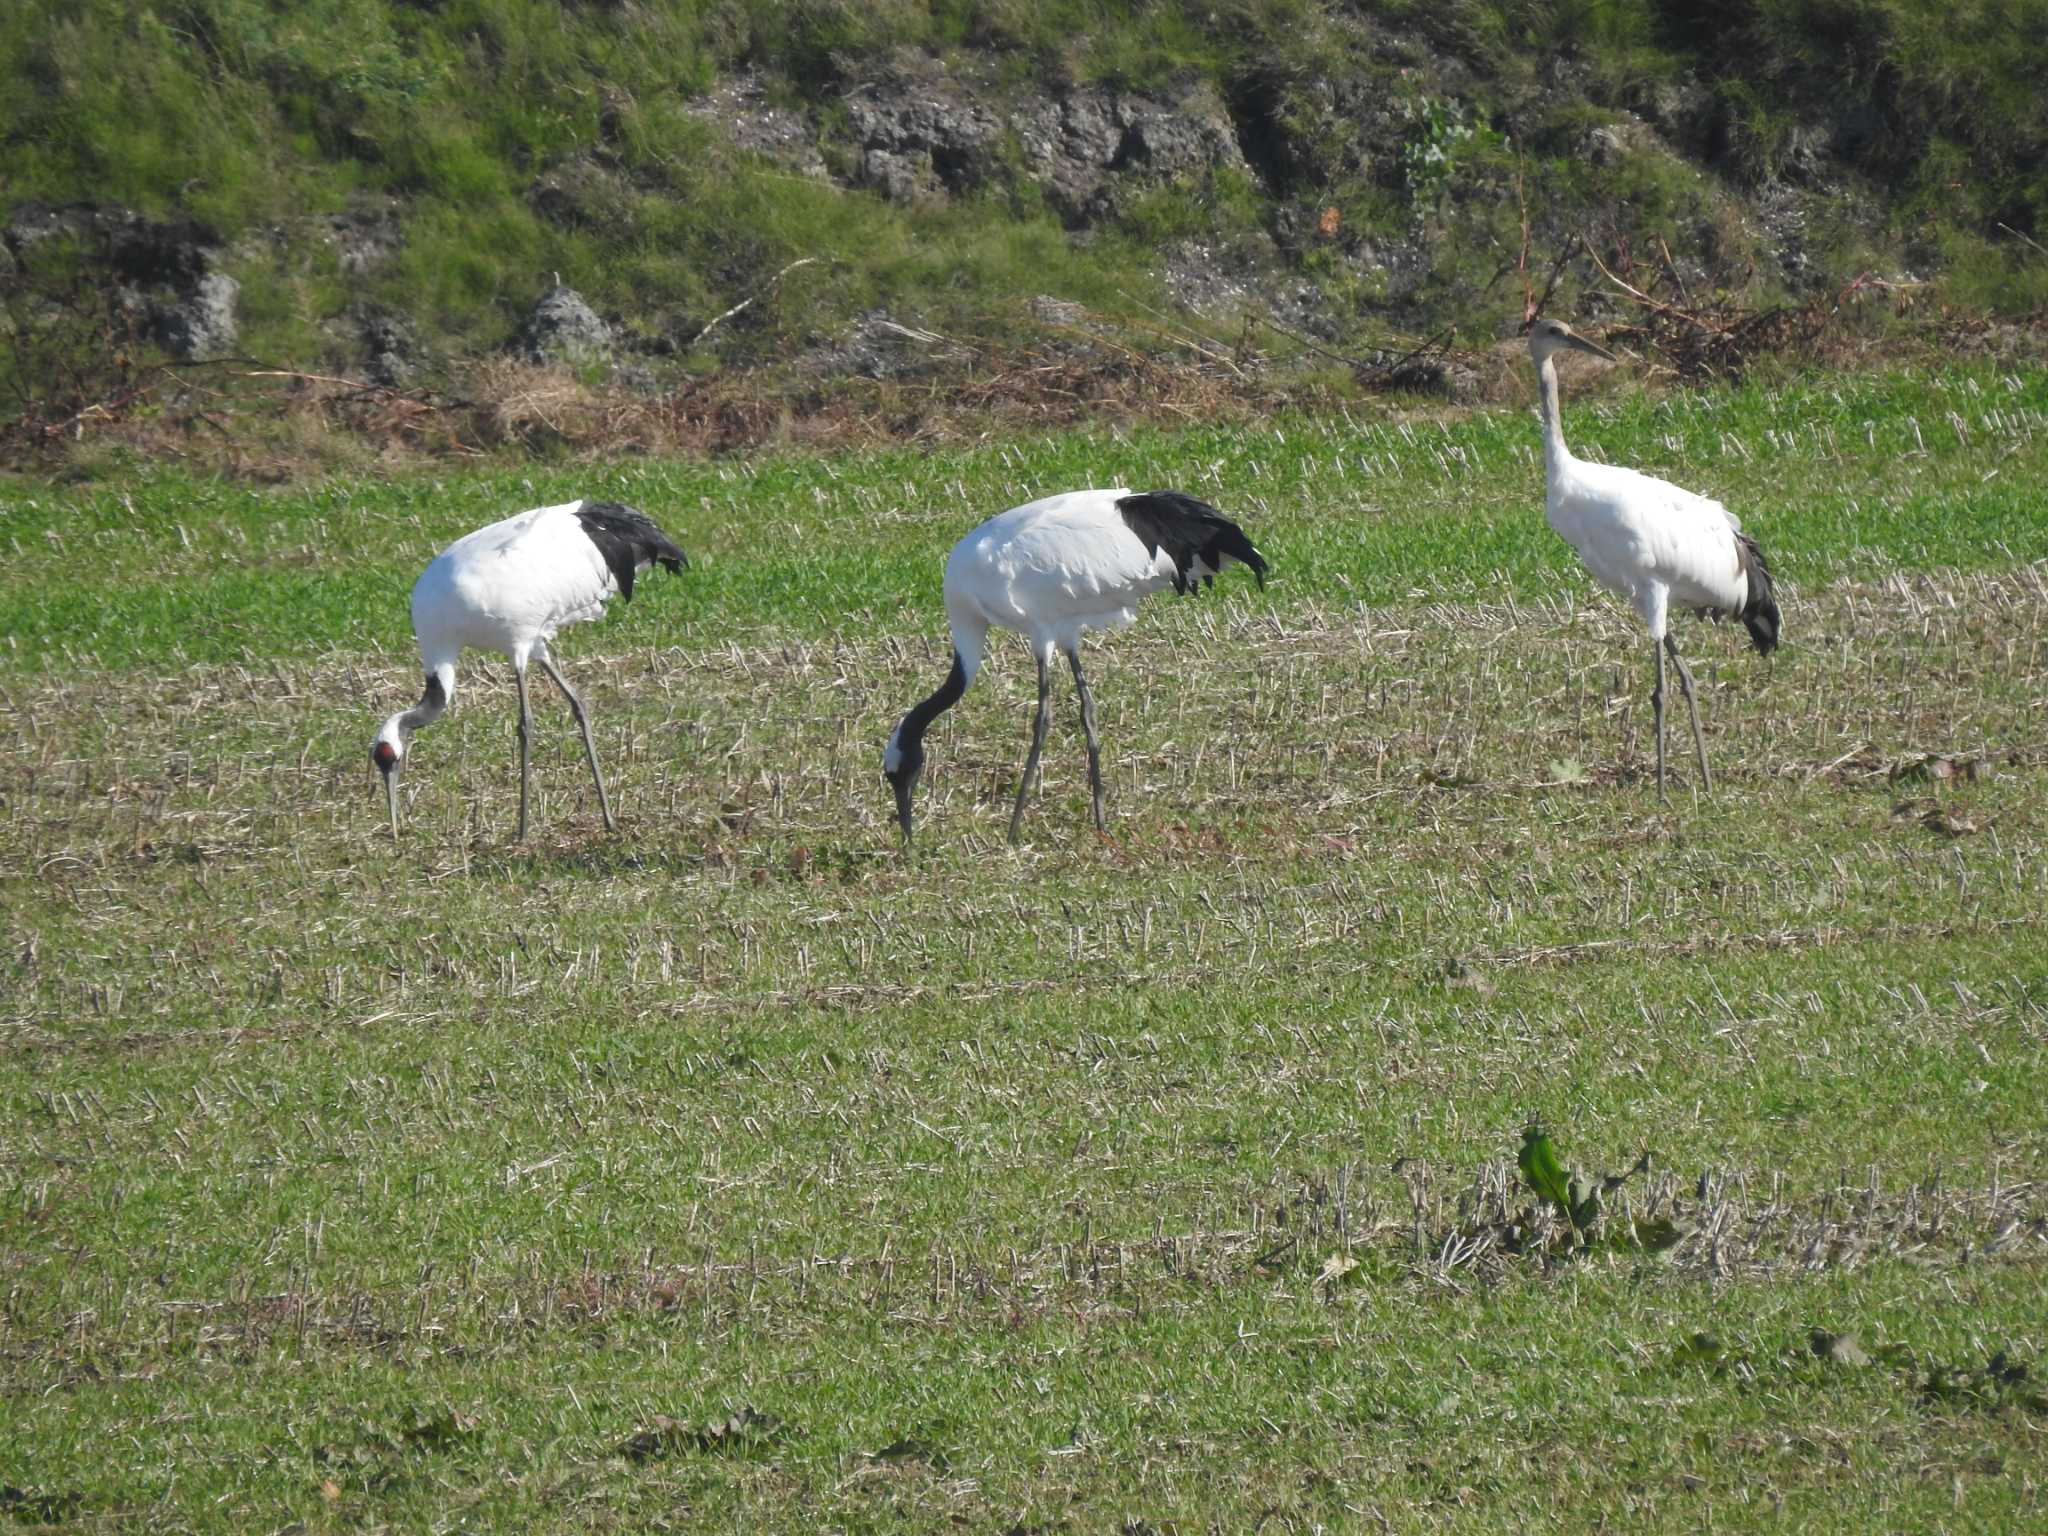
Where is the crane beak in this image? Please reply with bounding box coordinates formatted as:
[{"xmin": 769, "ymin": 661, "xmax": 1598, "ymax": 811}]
[
  {"xmin": 382, "ymin": 766, "xmax": 400, "ymax": 839},
  {"xmin": 1568, "ymin": 331, "xmax": 1618, "ymax": 363},
  {"xmin": 893, "ymin": 776, "xmax": 915, "ymax": 844}
]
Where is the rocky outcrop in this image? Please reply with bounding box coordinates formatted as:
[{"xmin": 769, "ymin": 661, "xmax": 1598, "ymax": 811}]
[
  {"xmin": 1015, "ymin": 83, "xmax": 1249, "ymax": 225},
  {"xmin": 314, "ymin": 207, "xmax": 403, "ymax": 277},
  {"xmin": 4, "ymin": 202, "xmax": 218, "ymax": 289},
  {"xmin": 157, "ymin": 273, "xmax": 240, "ymax": 359},
  {"xmin": 841, "ymin": 76, "xmax": 1008, "ymax": 202},
  {"xmin": 0, "ymin": 25, "xmax": 1958, "ymax": 422},
  {"xmin": 517, "ymin": 285, "xmax": 613, "ymax": 367},
  {"xmin": 693, "ymin": 64, "xmax": 1253, "ymax": 225},
  {"xmin": 4, "ymin": 201, "xmax": 238, "ymax": 358},
  {"xmin": 357, "ymin": 310, "xmax": 422, "ymax": 386}
]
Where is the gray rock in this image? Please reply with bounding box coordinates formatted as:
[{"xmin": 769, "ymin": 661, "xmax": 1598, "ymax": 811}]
[
  {"xmin": 1013, "ymin": 84, "xmax": 1248, "ymax": 227},
  {"xmin": 8, "ymin": 201, "xmax": 243, "ymax": 366},
  {"xmin": 4, "ymin": 201, "xmax": 82, "ymax": 251},
  {"xmin": 157, "ymin": 273, "xmax": 239, "ymax": 359},
  {"xmin": 1777, "ymin": 123, "xmax": 1831, "ymax": 188},
  {"xmin": 858, "ymin": 148, "xmax": 929, "ymax": 205},
  {"xmin": 1028, "ymin": 294, "xmax": 1088, "ymax": 327},
  {"xmin": 317, "ymin": 208, "xmax": 402, "ymax": 276},
  {"xmin": 1583, "ymin": 125, "xmax": 1627, "ymax": 167},
  {"xmin": 529, "ymin": 155, "xmax": 634, "ymax": 231},
  {"xmin": 368, "ymin": 350, "xmax": 411, "ymax": 387},
  {"xmin": 843, "ymin": 80, "xmax": 1005, "ymax": 202},
  {"xmin": 5, "ymin": 201, "xmax": 122, "ymax": 264},
  {"xmin": 518, "ymin": 285, "xmax": 612, "ymax": 366},
  {"xmin": 1113, "ymin": 104, "xmax": 1245, "ymax": 181},
  {"xmin": 1633, "ymin": 77, "xmax": 1719, "ymax": 159},
  {"xmin": 831, "ymin": 72, "xmax": 1248, "ymax": 223},
  {"xmin": 1012, "ymin": 87, "xmax": 1129, "ymax": 223},
  {"xmin": 6, "ymin": 202, "xmax": 218, "ymax": 288},
  {"xmin": 358, "ymin": 310, "xmax": 421, "ymax": 386}
]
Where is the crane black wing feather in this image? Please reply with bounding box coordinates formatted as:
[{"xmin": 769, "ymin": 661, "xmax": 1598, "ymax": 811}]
[
  {"xmin": 1732, "ymin": 532, "xmax": 1780, "ymax": 655},
  {"xmin": 574, "ymin": 501, "xmax": 689, "ymax": 601},
  {"xmin": 1115, "ymin": 491, "xmax": 1268, "ymax": 595},
  {"xmin": 1694, "ymin": 531, "xmax": 1780, "ymax": 654}
]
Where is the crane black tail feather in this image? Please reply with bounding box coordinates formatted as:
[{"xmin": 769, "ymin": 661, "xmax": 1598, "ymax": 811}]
[
  {"xmin": 1116, "ymin": 490, "xmax": 1269, "ymax": 595},
  {"xmin": 1734, "ymin": 532, "xmax": 1780, "ymax": 655},
  {"xmin": 576, "ymin": 500, "xmax": 689, "ymax": 600}
]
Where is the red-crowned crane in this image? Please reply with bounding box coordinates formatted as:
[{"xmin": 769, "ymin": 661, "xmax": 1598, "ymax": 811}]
[
  {"xmin": 370, "ymin": 499, "xmax": 687, "ymax": 839},
  {"xmin": 1528, "ymin": 318, "xmax": 1780, "ymax": 796},
  {"xmin": 882, "ymin": 488, "xmax": 1267, "ymax": 843}
]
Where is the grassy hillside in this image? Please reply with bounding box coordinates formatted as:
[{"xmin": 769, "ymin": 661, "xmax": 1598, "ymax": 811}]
[{"xmin": 4, "ymin": 1, "xmax": 2048, "ymax": 468}]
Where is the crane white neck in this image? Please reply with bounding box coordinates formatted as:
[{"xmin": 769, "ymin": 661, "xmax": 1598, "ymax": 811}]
[{"xmin": 1535, "ymin": 353, "xmax": 1575, "ymax": 476}]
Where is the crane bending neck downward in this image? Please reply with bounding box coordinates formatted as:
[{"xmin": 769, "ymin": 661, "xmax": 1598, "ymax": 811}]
[
  {"xmin": 882, "ymin": 651, "xmax": 970, "ymax": 841},
  {"xmin": 371, "ymin": 667, "xmax": 452, "ymax": 836}
]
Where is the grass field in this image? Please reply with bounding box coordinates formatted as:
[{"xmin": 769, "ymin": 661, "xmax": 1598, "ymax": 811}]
[{"xmin": 3, "ymin": 364, "xmax": 2047, "ymax": 1531}]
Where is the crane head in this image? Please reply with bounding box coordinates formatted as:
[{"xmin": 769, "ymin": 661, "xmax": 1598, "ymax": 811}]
[
  {"xmin": 1527, "ymin": 317, "xmax": 1617, "ymax": 366},
  {"xmin": 881, "ymin": 729, "xmax": 923, "ymax": 844},
  {"xmin": 370, "ymin": 733, "xmax": 404, "ymax": 838}
]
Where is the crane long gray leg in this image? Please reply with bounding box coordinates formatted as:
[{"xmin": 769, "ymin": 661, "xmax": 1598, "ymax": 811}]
[
  {"xmin": 514, "ymin": 662, "xmax": 534, "ymax": 841},
  {"xmin": 1008, "ymin": 651, "xmax": 1054, "ymax": 844},
  {"xmin": 1663, "ymin": 633, "xmax": 1713, "ymax": 796},
  {"xmin": 1651, "ymin": 639, "xmax": 1667, "ymax": 802},
  {"xmin": 538, "ymin": 653, "xmax": 616, "ymax": 832},
  {"xmin": 1066, "ymin": 646, "xmax": 1105, "ymax": 832}
]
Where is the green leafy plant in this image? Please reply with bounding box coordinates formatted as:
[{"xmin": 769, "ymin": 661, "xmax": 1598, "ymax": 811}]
[
  {"xmin": 1401, "ymin": 94, "xmax": 1501, "ymax": 208},
  {"xmin": 1517, "ymin": 1124, "xmax": 1651, "ymax": 1245},
  {"xmin": 1517, "ymin": 1124, "xmax": 1601, "ymax": 1235}
]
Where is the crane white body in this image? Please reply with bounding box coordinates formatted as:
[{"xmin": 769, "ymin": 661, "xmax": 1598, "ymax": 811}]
[
  {"xmin": 1529, "ymin": 318, "xmax": 1779, "ymax": 794},
  {"xmin": 1543, "ymin": 454, "xmax": 1756, "ymax": 643},
  {"xmin": 933, "ymin": 488, "xmax": 1205, "ymax": 685},
  {"xmin": 884, "ymin": 487, "xmax": 1267, "ymax": 841},
  {"xmin": 408, "ymin": 501, "xmax": 625, "ymax": 689},
  {"xmin": 371, "ymin": 498, "xmax": 688, "ymax": 838}
]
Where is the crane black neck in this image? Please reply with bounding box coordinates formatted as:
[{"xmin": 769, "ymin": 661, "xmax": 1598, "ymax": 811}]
[
  {"xmin": 897, "ymin": 652, "xmax": 969, "ymax": 752},
  {"xmin": 399, "ymin": 673, "xmax": 450, "ymax": 739}
]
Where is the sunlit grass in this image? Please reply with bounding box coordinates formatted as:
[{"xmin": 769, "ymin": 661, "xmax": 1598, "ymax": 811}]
[
  {"xmin": 3, "ymin": 367, "xmax": 2047, "ymax": 1529},
  {"xmin": 3, "ymin": 543, "xmax": 2047, "ymax": 1528},
  {"xmin": 4, "ymin": 365, "xmax": 2046, "ymax": 671}
]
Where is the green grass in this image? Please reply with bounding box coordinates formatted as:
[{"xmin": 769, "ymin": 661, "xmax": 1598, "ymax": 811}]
[
  {"xmin": 5, "ymin": 364, "xmax": 2047, "ymax": 671},
  {"xmin": 3, "ymin": 372, "xmax": 2047, "ymax": 1529}
]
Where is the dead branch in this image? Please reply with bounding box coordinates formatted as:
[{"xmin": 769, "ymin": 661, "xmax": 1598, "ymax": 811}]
[
  {"xmin": 686, "ymin": 257, "xmax": 822, "ymax": 349},
  {"xmin": 235, "ymin": 368, "xmax": 409, "ymax": 395},
  {"xmin": 1996, "ymin": 222, "xmax": 2048, "ymax": 261},
  {"xmin": 1583, "ymin": 236, "xmax": 1730, "ymax": 334}
]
